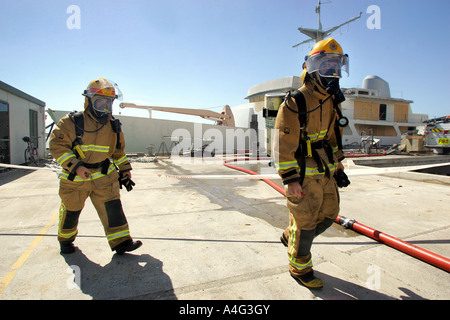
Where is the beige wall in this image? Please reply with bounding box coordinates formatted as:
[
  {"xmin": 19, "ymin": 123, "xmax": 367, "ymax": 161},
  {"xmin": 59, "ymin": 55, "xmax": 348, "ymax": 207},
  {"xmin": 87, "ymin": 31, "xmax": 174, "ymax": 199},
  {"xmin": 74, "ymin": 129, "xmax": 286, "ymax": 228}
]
[
  {"xmin": 353, "ymin": 101, "xmax": 380, "ymax": 121},
  {"xmin": 356, "ymin": 124, "xmax": 397, "ymax": 137},
  {"xmin": 394, "ymin": 104, "xmax": 409, "ymax": 122}
]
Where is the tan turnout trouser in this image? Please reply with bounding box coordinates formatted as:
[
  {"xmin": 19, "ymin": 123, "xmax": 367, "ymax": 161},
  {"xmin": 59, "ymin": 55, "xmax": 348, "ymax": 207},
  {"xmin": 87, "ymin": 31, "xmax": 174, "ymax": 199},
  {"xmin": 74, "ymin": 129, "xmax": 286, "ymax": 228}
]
[
  {"xmin": 283, "ymin": 175, "xmax": 340, "ymax": 276},
  {"xmin": 57, "ymin": 170, "xmax": 131, "ymax": 249}
]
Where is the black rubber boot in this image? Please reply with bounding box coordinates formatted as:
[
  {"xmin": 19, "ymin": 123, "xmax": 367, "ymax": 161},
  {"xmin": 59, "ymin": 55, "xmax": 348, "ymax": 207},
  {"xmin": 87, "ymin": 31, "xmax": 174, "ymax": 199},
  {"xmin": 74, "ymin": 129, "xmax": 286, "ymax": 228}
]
[
  {"xmin": 280, "ymin": 233, "xmax": 288, "ymax": 247},
  {"xmin": 113, "ymin": 239, "xmax": 143, "ymax": 255},
  {"xmin": 60, "ymin": 241, "xmax": 76, "ymax": 254}
]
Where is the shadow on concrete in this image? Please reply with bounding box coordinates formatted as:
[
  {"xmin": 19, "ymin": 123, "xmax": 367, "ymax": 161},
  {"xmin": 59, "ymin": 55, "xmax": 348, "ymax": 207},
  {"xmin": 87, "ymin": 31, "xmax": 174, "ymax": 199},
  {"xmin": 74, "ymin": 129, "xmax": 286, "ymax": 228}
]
[
  {"xmin": 61, "ymin": 248, "xmax": 176, "ymax": 300},
  {"xmin": 0, "ymin": 168, "xmax": 34, "ymax": 186},
  {"xmin": 297, "ymin": 271, "xmax": 427, "ymax": 300}
]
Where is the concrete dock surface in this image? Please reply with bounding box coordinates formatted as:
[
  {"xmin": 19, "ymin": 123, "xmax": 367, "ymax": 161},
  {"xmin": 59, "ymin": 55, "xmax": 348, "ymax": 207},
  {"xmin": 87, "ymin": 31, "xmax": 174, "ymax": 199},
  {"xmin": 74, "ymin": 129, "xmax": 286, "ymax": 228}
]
[{"xmin": 0, "ymin": 155, "xmax": 449, "ymax": 300}]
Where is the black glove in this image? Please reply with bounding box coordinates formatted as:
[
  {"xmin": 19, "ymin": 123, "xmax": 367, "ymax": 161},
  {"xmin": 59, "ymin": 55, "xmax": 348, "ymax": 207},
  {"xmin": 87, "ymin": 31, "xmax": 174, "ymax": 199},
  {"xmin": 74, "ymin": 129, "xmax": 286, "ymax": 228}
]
[
  {"xmin": 335, "ymin": 169, "xmax": 350, "ymax": 188},
  {"xmin": 119, "ymin": 172, "xmax": 135, "ymax": 192}
]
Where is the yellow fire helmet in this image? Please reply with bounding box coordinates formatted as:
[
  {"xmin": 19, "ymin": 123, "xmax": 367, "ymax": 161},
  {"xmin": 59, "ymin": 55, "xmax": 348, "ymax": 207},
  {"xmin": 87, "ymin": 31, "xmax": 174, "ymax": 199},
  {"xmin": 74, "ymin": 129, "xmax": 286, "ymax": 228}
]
[
  {"xmin": 82, "ymin": 78, "xmax": 123, "ymax": 117},
  {"xmin": 82, "ymin": 78, "xmax": 123, "ymax": 100},
  {"xmin": 305, "ymin": 38, "xmax": 349, "ymax": 78}
]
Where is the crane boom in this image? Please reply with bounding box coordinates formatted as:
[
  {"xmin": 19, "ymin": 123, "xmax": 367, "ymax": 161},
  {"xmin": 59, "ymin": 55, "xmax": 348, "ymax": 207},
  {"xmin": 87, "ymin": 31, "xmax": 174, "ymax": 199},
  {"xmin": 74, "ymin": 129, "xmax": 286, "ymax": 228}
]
[{"xmin": 119, "ymin": 102, "xmax": 235, "ymax": 127}]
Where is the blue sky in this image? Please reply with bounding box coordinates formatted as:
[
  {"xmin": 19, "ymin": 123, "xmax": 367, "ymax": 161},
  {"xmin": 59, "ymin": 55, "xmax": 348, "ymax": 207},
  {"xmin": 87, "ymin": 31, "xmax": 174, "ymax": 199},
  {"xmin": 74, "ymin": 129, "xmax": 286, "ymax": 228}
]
[{"xmin": 1, "ymin": 0, "xmax": 449, "ymax": 123}]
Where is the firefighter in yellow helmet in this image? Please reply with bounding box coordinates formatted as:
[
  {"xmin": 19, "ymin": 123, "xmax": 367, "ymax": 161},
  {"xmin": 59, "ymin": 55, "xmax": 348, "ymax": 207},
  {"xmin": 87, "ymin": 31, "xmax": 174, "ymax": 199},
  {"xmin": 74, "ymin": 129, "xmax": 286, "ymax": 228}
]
[
  {"xmin": 273, "ymin": 38, "xmax": 350, "ymax": 288},
  {"xmin": 49, "ymin": 78, "xmax": 142, "ymax": 255}
]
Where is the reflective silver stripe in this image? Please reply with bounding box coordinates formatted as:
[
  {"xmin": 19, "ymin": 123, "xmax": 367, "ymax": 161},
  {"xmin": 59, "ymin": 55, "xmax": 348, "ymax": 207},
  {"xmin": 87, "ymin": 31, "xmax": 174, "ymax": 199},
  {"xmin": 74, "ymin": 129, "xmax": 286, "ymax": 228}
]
[
  {"xmin": 307, "ymin": 130, "xmax": 327, "ymax": 141},
  {"xmin": 288, "ymin": 220, "xmax": 313, "ymax": 270},
  {"xmin": 275, "ymin": 160, "xmax": 299, "ymax": 171},
  {"xmin": 57, "ymin": 152, "xmax": 75, "ymax": 166},
  {"xmin": 107, "ymin": 230, "xmax": 130, "ymax": 241},
  {"xmin": 289, "ymin": 257, "xmax": 313, "ymax": 270},
  {"xmin": 60, "ymin": 163, "xmax": 116, "ymax": 182},
  {"xmin": 305, "ymin": 163, "xmax": 338, "ymax": 176},
  {"xmin": 80, "ymin": 145, "xmax": 110, "ymax": 153},
  {"xmin": 114, "ymin": 155, "xmax": 128, "ymax": 166},
  {"xmin": 58, "ymin": 203, "xmax": 77, "ymax": 238}
]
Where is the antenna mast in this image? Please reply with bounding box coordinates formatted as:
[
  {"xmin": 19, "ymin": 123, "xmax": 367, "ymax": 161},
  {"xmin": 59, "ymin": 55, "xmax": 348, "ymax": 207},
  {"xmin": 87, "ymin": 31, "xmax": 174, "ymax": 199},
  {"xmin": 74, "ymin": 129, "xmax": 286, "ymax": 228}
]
[
  {"xmin": 317, "ymin": 0, "xmax": 323, "ymax": 33},
  {"xmin": 293, "ymin": 0, "xmax": 362, "ymax": 48}
]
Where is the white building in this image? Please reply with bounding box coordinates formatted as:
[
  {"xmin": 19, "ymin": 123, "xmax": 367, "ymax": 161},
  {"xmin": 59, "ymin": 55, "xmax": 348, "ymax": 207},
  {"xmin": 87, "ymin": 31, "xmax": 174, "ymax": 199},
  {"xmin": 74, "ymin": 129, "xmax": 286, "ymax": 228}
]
[
  {"xmin": 340, "ymin": 75, "xmax": 428, "ymax": 147},
  {"xmin": 233, "ymin": 75, "xmax": 428, "ymax": 150},
  {"xmin": 0, "ymin": 81, "xmax": 46, "ymax": 165}
]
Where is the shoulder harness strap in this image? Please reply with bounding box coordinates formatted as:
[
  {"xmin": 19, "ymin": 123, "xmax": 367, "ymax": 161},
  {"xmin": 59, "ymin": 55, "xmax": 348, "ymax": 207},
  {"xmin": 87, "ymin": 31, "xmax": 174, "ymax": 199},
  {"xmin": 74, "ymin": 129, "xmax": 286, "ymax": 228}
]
[
  {"xmin": 67, "ymin": 111, "xmax": 85, "ymax": 181},
  {"xmin": 69, "ymin": 111, "xmax": 84, "ymax": 140},
  {"xmin": 288, "ymin": 90, "xmax": 308, "ymax": 186},
  {"xmin": 110, "ymin": 116, "xmax": 122, "ymax": 149},
  {"xmin": 68, "ymin": 111, "xmax": 85, "ymax": 158},
  {"xmin": 290, "ymin": 90, "xmax": 307, "ymax": 128}
]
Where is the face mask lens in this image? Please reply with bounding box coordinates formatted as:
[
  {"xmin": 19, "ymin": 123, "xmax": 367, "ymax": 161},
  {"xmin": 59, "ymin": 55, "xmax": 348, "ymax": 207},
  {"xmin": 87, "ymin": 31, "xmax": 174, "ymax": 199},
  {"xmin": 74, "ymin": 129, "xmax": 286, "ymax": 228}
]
[
  {"xmin": 319, "ymin": 60, "xmax": 341, "ymax": 78},
  {"xmin": 307, "ymin": 53, "xmax": 348, "ymax": 78},
  {"xmin": 93, "ymin": 97, "xmax": 113, "ymax": 113},
  {"xmin": 341, "ymin": 54, "xmax": 349, "ymax": 76}
]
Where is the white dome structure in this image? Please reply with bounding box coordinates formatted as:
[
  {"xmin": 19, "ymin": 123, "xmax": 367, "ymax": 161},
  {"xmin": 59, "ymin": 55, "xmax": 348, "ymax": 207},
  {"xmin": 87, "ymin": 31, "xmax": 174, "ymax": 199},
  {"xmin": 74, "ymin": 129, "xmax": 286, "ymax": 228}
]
[{"xmin": 362, "ymin": 75, "xmax": 391, "ymax": 98}]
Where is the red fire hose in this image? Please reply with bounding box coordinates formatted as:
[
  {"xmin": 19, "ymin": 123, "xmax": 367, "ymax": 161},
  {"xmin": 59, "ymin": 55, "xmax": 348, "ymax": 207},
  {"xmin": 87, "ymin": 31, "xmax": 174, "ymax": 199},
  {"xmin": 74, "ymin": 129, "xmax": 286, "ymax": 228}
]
[
  {"xmin": 335, "ymin": 216, "xmax": 450, "ymax": 272},
  {"xmin": 223, "ymin": 157, "xmax": 450, "ymax": 273},
  {"xmin": 223, "ymin": 157, "xmax": 285, "ymax": 195}
]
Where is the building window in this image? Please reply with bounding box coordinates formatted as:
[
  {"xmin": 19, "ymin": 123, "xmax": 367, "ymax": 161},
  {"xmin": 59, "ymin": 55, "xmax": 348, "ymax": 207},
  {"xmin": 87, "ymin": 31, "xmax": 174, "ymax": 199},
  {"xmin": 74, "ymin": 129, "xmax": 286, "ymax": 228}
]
[
  {"xmin": 0, "ymin": 101, "xmax": 10, "ymax": 164},
  {"xmin": 379, "ymin": 104, "xmax": 387, "ymax": 120},
  {"xmin": 29, "ymin": 109, "xmax": 38, "ymax": 148}
]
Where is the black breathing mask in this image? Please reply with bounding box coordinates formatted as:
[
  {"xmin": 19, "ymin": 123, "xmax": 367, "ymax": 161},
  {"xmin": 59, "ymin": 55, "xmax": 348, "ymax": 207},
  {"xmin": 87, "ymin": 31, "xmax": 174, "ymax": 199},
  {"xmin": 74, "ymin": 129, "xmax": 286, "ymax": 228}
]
[
  {"xmin": 88, "ymin": 97, "xmax": 113, "ymax": 125},
  {"xmin": 325, "ymin": 78, "xmax": 340, "ymax": 96},
  {"xmin": 318, "ymin": 76, "xmax": 349, "ymax": 128}
]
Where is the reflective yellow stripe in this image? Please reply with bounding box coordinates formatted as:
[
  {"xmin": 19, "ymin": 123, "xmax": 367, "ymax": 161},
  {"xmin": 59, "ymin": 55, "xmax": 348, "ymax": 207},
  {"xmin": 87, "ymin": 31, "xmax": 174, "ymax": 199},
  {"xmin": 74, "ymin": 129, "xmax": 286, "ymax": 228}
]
[
  {"xmin": 307, "ymin": 130, "xmax": 328, "ymax": 142},
  {"xmin": 276, "ymin": 160, "xmax": 299, "ymax": 170},
  {"xmin": 59, "ymin": 229, "xmax": 77, "ymax": 239},
  {"xmin": 57, "ymin": 152, "xmax": 76, "ymax": 166},
  {"xmin": 56, "ymin": 145, "xmax": 109, "ymax": 167},
  {"xmin": 107, "ymin": 230, "xmax": 130, "ymax": 241},
  {"xmin": 288, "ymin": 220, "xmax": 297, "ymax": 258},
  {"xmin": 288, "ymin": 220, "xmax": 313, "ymax": 270},
  {"xmin": 289, "ymin": 257, "xmax": 313, "ymax": 270},
  {"xmin": 114, "ymin": 155, "xmax": 128, "ymax": 166},
  {"xmin": 60, "ymin": 163, "xmax": 116, "ymax": 182},
  {"xmin": 80, "ymin": 145, "xmax": 110, "ymax": 153},
  {"xmin": 305, "ymin": 163, "xmax": 338, "ymax": 176},
  {"xmin": 58, "ymin": 203, "xmax": 77, "ymax": 239}
]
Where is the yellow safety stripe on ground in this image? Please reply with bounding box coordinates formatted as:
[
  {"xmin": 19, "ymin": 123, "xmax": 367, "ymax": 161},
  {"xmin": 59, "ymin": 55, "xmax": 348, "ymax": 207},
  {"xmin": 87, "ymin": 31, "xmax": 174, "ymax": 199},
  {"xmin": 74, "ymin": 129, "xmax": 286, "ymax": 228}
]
[{"xmin": 0, "ymin": 211, "xmax": 59, "ymax": 297}]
